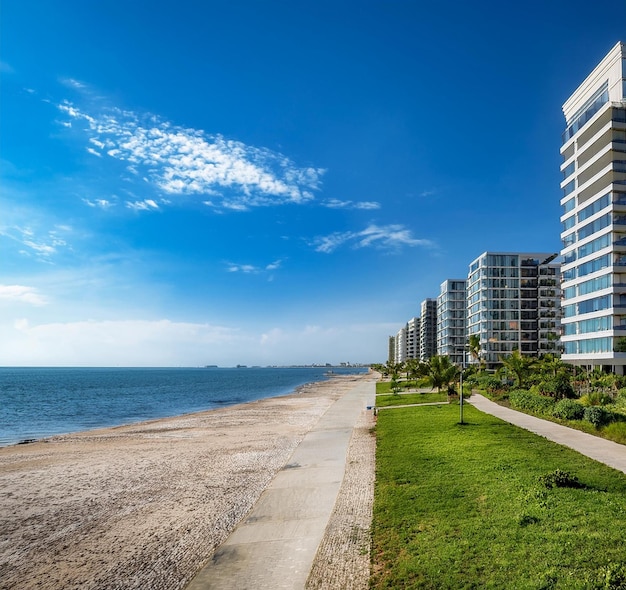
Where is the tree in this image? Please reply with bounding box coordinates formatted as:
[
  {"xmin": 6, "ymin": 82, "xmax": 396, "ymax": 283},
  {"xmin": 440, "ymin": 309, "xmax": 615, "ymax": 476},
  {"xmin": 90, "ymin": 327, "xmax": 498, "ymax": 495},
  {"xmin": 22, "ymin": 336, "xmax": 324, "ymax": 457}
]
[
  {"xmin": 498, "ymin": 350, "xmax": 535, "ymax": 389},
  {"xmin": 427, "ymin": 355, "xmax": 459, "ymax": 394},
  {"xmin": 405, "ymin": 358, "xmax": 428, "ymax": 383},
  {"xmin": 468, "ymin": 334, "xmax": 482, "ymax": 368}
]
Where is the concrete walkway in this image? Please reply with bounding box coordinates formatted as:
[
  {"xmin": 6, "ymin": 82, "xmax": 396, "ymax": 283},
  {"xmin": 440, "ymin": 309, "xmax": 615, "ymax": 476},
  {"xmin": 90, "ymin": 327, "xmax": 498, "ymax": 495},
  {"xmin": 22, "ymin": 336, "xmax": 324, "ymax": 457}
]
[
  {"xmin": 186, "ymin": 379, "xmax": 376, "ymax": 590},
  {"xmin": 468, "ymin": 394, "xmax": 626, "ymax": 474}
]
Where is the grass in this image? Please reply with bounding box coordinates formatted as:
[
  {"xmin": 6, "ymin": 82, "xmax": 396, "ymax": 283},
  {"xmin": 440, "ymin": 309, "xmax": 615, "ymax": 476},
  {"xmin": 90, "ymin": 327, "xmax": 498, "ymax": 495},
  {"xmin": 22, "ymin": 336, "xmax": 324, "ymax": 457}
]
[
  {"xmin": 371, "ymin": 403, "xmax": 626, "ymax": 589},
  {"xmin": 375, "ymin": 392, "xmax": 448, "ymax": 407},
  {"xmin": 376, "ymin": 379, "xmax": 430, "ymax": 394}
]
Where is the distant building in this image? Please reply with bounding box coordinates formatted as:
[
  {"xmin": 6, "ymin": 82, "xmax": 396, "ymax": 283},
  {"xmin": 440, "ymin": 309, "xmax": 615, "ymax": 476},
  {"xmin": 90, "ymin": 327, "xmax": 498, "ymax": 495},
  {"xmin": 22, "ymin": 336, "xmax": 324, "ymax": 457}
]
[
  {"xmin": 388, "ymin": 335, "xmax": 396, "ymax": 363},
  {"xmin": 420, "ymin": 298, "xmax": 438, "ymax": 361},
  {"xmin": 560, "ymin": 41, "xmax": 626, "ymax": 373},
  {"xmin": 406, "ymin": 317, "xmax": 421, "ymax": 359},
  {"xmin": 437, "ymin": 279, "xmax": 468, "ymax": 365},
  {"xmin": 395, "ymin": 325, "xmax": 407, "ymax": 363},
  {"xmin": 467, "ymin": 252, "xmax": 561, "ymax": 370}
]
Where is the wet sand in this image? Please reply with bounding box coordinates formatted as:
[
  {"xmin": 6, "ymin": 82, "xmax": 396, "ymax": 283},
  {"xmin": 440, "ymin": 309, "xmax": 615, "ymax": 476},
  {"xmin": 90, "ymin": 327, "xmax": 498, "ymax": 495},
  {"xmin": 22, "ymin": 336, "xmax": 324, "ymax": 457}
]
[{"xmin": 0, "ymin": 373, "xmax": 374, "ymax": 590}]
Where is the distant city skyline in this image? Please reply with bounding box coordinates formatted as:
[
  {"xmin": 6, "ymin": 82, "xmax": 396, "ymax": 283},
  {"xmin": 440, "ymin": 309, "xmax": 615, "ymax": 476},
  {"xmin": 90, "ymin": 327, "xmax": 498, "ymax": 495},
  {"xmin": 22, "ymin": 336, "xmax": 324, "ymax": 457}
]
[{"xmin": 1, "ymin": 1, "xmax": 625, "ymax": 366}]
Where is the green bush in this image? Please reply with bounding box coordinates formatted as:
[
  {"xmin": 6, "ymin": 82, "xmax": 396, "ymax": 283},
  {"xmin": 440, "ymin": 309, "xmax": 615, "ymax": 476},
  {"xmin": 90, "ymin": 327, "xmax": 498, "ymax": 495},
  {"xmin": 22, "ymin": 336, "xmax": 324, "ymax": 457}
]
[
  {"xmin": 584, "ymin": 406, "xmax": 613, "ymax": 428},
  {"xmin": 538, "ymin": 374, "xmax": 576, "ymax": 399},
  {"xmin": 552, "ymin": 398, "xmax": 584, "ymax": 421},
  {"xmin": 580, "ymin": 391, "xmax": 614, "ymax": 406},
  {"xmin": 482, "ymin": 375, "xmax": 505, "ymax": 393},
  {"xmin": 509, "ymin": 389, "xmax": 556, "ymax": 415}
]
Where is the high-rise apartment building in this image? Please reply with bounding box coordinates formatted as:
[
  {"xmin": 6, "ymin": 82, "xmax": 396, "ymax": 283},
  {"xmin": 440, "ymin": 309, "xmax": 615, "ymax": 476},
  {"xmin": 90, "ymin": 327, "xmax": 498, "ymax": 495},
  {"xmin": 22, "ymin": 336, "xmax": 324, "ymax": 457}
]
[
  {"xmin": 467, "ymin": 252, "xmax": 561, "ymax": 369},
  {"xmin": 560, "ymin": 42, "xmax": 626, "ymax": 373},
  {"xmin": 388, "ymin": 335, "xmax": 396, "ymax": 363},
  {"xmin": 420, "ymin": 298, "xmax": 437, "ymax": 361},
  {"xmin": 437, "ymin": 279, "xmax": 468, "ymax": 365},
  {"xmin": 406, "ymin": 317, "xmax": 421, "ymax": 359},
  {"xmin": 395, "ymin": 325, "xmax": 407, "ymax": 363}
]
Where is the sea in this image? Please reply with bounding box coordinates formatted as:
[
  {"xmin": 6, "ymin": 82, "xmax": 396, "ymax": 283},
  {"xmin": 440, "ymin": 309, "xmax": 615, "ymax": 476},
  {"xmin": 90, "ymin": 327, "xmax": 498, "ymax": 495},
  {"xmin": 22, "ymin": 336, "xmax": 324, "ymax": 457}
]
[{"xmin": 0, "ymin": 366, "xmax": 367, "ymax": 447}]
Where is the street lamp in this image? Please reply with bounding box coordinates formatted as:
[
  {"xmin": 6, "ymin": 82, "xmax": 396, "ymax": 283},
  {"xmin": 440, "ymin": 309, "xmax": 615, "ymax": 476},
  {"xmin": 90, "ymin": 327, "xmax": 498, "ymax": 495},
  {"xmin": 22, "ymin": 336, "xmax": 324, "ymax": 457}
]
[{"xmin": 459, "ymin": 346, "xmax": 466, "ymax": 424}]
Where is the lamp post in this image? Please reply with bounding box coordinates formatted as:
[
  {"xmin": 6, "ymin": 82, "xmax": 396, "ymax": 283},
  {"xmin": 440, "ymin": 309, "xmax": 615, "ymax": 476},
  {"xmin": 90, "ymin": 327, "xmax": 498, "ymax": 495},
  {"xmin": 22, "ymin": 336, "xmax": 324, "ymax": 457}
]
[{"xmin": 459, "ymin": 347, "xmax": 466, "ymax": 424}]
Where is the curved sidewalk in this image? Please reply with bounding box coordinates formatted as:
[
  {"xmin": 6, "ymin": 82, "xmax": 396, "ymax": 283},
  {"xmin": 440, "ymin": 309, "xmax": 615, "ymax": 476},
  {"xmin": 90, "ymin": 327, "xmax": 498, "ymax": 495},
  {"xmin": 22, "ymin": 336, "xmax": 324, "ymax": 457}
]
[
  {"xmin": 186, "ymin": 379, "xmax": 376, "ymax": 590},
  {"xmin": 468, "ymin": 394, "xmax": 626, "ymax": 474}
]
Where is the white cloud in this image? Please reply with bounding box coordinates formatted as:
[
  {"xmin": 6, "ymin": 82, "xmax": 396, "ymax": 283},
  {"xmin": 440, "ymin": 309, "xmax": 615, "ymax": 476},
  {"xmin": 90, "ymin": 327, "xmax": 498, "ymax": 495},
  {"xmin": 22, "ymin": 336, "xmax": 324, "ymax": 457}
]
[
  {"xmin": 126, "ymin": 199, "xmax": 159, "ymax": 211},
  {"xmin": 226, "ymin": 259, "xmax": 282, "ymax": 274},
  {"xmin": 57, "ymin": 101, "xmax": 325, "ymax": 211},
  {"xmin": 86, "ymin": 147, "xmax": 102, "ymax": 157},
  {"xmin": 312, "ymin": 224, "xmax": 434, "ymax": 253},
  {"xmin": 323, "ymin": 199, "xmax": 381, "ymax": 210},
  {"xmin": 0, "ymin": 225, "xmax": 70, "ymax": 261},
  {"xmin": 60, "ymin": 78, "xmax": 87, "ymax": 89},
  {"xmin": 83, "ymin": 198, "xmax": 113, "ymax": 209},
  {"xmin": 0, "ymin": 285, "xmax": 48, "ymax": 306}
]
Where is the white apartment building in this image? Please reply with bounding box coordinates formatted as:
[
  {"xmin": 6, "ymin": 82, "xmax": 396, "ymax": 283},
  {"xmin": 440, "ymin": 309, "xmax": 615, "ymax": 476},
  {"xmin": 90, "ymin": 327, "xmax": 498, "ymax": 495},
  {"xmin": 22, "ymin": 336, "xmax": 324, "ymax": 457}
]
[
  {"xmin": 467, "ymin": 252, "xmax": 561, "ymax": 369},
  {"xmin": 388, "ymin": 335, "xmax": 396, "ymax": 363},
  {"xmin": 437, "ymin": 279, "xmax": 467, "ymax": 365},
  {"xmin": 560, "ymin": 42, "xmax": 626, "ymax": 373},
  {"xmin": 406, "ymin": 317, "xmax": 421, "ymax": 359},
  {"xmin": 391, "ymin": 317, "xmax": 420, "ymax": 364},
  {"xmin": 420, "ymin": 298, "xmax": 437, "ymax": 361},
  {"xmin": 395, "ymin": 325, "xmax": 407, "ymax": 363}
]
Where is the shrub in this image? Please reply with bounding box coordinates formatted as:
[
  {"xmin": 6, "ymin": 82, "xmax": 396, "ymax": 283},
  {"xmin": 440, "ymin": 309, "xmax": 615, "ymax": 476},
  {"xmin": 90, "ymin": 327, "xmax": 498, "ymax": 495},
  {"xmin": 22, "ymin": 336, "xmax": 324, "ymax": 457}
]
[
  {"xmin": 538, "ymin": 374, "xmax": 576, "ymax": 399},
  {"xmin": 482, "ymin": 376, "xmax": 505, "ymax": 393},
  {"xmin": 509, "ymin": 389, "xmax": 556, "ymax": 415},
  {"xmin": 539, "ymin": 469, "xmax": 583, "ymax": 489},
  {"xmin": 579, "ymin": 391, "xmax": 614, "ymax": 406},
  {"xmin": 552, "ymin": 398, "xmax": 584, "ymax": 421},
  {"xmin": 584, "ymin": 406, "xmax": 613, "ymax": 428},
  {"xmin": 603, "ymin": 422, "xmax": 626, "ymax": 445}
]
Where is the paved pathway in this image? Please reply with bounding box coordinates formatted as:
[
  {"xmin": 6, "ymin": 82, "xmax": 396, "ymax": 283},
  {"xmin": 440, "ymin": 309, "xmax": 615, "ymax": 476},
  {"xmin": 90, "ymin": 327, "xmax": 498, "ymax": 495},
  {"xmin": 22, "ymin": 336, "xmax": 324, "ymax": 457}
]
[
  {"xmin": 468, "ymin": 394, "xmax": 626, "ymax": 474},
  {"xmin": 186, "ymin": 379, "xmax": 376, "ymax": 590}
]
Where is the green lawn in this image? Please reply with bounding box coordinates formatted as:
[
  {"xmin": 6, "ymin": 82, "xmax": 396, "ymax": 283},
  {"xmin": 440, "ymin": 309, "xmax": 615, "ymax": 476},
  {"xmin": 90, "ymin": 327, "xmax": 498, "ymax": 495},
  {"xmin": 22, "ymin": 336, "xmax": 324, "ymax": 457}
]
[
  {"xmin": 372, "ymin": 404, "xmax": 626, "ymax": 589},
  {"xmin": 375, "ymin": 392, "xmax": 448, "ymax": 407}
]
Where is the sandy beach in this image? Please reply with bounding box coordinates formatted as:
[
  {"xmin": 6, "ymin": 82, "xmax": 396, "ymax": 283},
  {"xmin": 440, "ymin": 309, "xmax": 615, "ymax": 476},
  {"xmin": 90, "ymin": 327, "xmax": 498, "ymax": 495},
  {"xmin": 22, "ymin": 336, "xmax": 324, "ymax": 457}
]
[{"xmin": 0, "ymin": 373, "xmax": 374, "ymax": 590}]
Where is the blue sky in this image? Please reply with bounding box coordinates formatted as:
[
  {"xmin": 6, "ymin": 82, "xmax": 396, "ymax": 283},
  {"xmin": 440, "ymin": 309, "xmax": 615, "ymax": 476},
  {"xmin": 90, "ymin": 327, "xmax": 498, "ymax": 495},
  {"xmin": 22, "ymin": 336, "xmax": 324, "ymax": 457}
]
[{"xmin": 1, "ymin": 1, "xmax": 624, "ymax": 366}]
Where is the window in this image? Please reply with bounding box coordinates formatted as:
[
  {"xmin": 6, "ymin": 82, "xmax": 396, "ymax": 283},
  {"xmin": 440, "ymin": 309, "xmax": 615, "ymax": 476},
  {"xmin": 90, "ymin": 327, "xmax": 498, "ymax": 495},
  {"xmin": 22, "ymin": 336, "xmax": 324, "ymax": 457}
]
[
  {"xmin": 578, "ymin": 214, "xmax": 610, "ymax": 240},
  {"xmin": 562, "ymin": 161, "xmax": 576, "ymax": 179},
  {"xmin": 577, "ymin": 233, "xmax": 611, "ymax": 259},
  {"xmin": 578, "ymin": 193, "xmax": 610, "ymax": 223},
  {"xmin": 563, "ymin": 197, "xmax": 576, "ymax": 214},
  {"xmin": 562, "ymin": 82, "xmax": 609, "ymax": 143},
  {"xmin": 563, "ymin": 179, "xmax": 576, "ymax": 197}
]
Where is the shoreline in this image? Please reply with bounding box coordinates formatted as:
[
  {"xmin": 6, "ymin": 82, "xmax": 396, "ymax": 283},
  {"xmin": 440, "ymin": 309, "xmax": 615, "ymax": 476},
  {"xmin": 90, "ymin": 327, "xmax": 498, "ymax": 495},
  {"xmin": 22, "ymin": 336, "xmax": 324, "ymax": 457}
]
[
  {"xmin": 0, "ymin": 372, "xmax": 373, "ymax": 590},
  {"xmin": 1, "ymin": 369, "xmax": 367, "ymax": 448}
]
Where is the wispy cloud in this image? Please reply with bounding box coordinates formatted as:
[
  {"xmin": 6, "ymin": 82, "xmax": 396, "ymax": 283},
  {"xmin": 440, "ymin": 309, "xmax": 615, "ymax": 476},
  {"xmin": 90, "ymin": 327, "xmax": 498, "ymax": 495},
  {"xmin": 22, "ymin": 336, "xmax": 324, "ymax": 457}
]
[
  {"xmin": 0, "ymin": 285, "xmax": 48, "ymax": 306},
  {"xmin": 311, "ymin": 224, "xmax": 433, "ymax": 253},
  {"xmin": 0, "ymin": 225, "xmax": 71, "ymax": 261},
  {"xmin": 322, "ymin": 199, "xmax": 381, "ymax": 210},
  {"xmin": 226, "ymin": 259, "xmax": 283, "ymax": 274},
  {"xmin": 60, "ymin": 78, "xmax": 88, "ymax": 90},
  {"xmin": 57, "ymin": 101, "xmax": 325, "ymax": 211},
  {"xmin": 126, "ymin": 199, "xmax": 159, "ymax": 211},
  {"xmin": 83, "ymin": 198, "xmax": 114, "ymax": 209}
]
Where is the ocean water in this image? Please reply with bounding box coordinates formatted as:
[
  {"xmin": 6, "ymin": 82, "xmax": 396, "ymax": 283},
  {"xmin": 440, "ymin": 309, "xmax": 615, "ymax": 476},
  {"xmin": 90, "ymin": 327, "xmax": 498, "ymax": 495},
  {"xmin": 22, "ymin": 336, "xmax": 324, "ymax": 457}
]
[{"xmin": 0, "ymin": 366, "xmax": 367, "ymax": 447}]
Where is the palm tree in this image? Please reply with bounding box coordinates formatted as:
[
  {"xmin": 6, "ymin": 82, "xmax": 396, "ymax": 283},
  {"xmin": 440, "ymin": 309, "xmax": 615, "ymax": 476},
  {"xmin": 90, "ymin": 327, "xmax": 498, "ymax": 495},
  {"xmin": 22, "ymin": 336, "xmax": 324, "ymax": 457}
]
[
  {"xmin": 468, "ymin": 334, "xmax": 481, "ymax": 368},
  {"xmin": 427, "ymin": 355, "xmax": 459, "ymax": 393},
  {"xmin": 498, "ymin": 350, "xmax": 535, "ymax": 389},
  {"xmin": 405, "ymin": 358, "xmax": 428, "ymax": 383}
]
